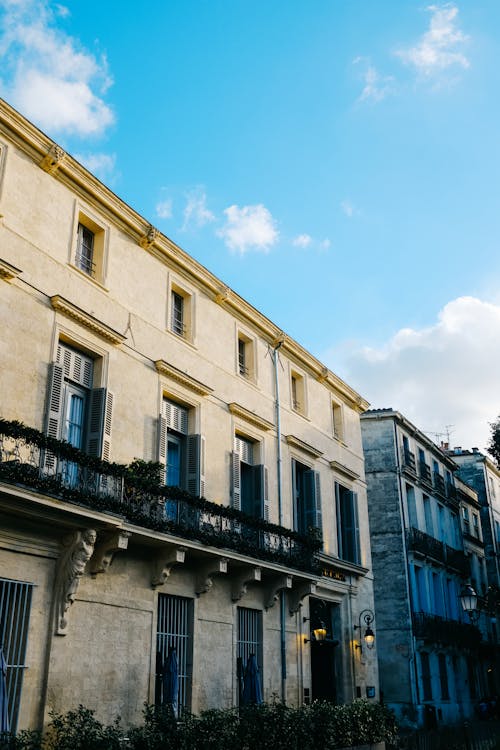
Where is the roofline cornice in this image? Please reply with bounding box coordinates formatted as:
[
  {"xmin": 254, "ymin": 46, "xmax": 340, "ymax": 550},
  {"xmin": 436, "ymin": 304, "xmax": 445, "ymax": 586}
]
[{"xmin": 0, "ymin": 98, "xmax": 369, "ymax": 413}]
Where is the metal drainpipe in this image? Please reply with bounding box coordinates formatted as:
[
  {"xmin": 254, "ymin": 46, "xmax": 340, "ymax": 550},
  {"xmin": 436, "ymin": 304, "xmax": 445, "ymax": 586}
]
[{"xmin": 272, "ymin": 338, "xmax": 287, "ymax": 701}]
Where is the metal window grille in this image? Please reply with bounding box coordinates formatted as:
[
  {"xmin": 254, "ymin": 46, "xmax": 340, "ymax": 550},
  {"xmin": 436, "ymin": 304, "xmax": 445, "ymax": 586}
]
[
  {"xmin": 171, "ymin": 292, "xmax": 185, "ymax": 336},
  {"xmin": 238, "ymin": 339, "xmax": 248, "ymax": 377},
  {"xmin": 237, "ymin": 606, "xmax": 262, "ymax": 675},
  {"xmin": 0, "ymin": 578, "xmax": 34, "ymax": 733},
  {"xmin": 76, "ymin": 223, "xmax": 95, "ymax": 276},
  {"xmin": 156, "ymin": 594, "xmax": 192, "ymax": 715}
]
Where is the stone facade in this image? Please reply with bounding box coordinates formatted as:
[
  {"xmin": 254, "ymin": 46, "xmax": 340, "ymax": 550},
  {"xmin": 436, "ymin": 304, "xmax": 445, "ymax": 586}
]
[
  {"xmin": 361, "ymin": 410, "xmax": 490, "ymax": 730},
  {"xmin": 0, "ymin": 99, "xmax": 377, "ymax": 732}
]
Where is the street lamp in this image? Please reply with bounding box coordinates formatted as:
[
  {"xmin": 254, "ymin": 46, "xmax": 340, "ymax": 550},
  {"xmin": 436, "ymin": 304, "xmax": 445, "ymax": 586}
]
[
  {"xmin": 460, "ymin": 584, "xmax": 480, "ymax": 624},
  {"xmin": 304, "ymin": 618, "xmax": 328, "ymax": 644},
  {"xmin": 354, "ymin": 609, "xmax": 376, "ymax": 652}
]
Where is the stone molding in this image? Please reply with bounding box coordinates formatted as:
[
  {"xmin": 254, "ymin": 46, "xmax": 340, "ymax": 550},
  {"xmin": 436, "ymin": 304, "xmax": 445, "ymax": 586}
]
[
  {"xmin": 54, "ymin": 528, "xmax": 96, "ymax": 635},
  {"xmin": 286, "ymin": 435, "xmax": 323, "ymax": 459},
  {"xmin": 139, "ymin": 224, "xmax": 160, "ymax": 250},
  {"xmin": 39, "ymin": 143, "xmax": 66, "ymax": 174},
  {"xmin": 231, "ymin": 567, "xmax": 262, "ymax": 602},
  {"xmin": 0, "ymin": 257, "xmax": 22, "ymax": 282},
  {"xmin": 228, "ymin": 403, "xmax": 274, "ymax": 432},
  {"xmin": 155, "ymin": 359, "xmax": 213, "ymax": 396},
  {"xmin": 264, "ymin": 574, "xmax": 292, "ymax": 610},
  {"xmin": 329, "ymin": 460, "xmax": 360, "ymax": 482},
  {"xmin": 151, "ymin": 546, "xmax": 187, "ymax": 589},
  {"xmin": 288, "ymin": 580, "xmax": 318, "ymax": 615},
  {"xmin": 89, "ymin": 531, "xmax": 131, "ymax": 575},
  {"xmin": 50, "ymin": 295, "xmax": 126, "ymax": 345},
  {"xmin": 195, "ymin": 557, "xmax": 228, "ymax": 596}
]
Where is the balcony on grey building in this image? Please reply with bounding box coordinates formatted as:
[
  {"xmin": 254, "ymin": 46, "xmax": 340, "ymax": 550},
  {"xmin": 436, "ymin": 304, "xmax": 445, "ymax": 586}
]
[
  {"xmin": 433, "ymin": 471, "xmax": 446, "ymax": 497},
  {"xmin": 419, "ymin": 461, "xmax": 433, "ymax": 486},
  {"xmin": 407, "ymin": 527, "xmax": 469, "ymax": 575},
  {"xmin": 402, "ymin": 447, "xmax": 417, "ymax": 475},
  {"xmin": 0, "ymin": 419, "xmax": 321, "ymax": 575},
  {"xmin": 412, "ymin": 611, "xmax": 481, "ymax": 649}
]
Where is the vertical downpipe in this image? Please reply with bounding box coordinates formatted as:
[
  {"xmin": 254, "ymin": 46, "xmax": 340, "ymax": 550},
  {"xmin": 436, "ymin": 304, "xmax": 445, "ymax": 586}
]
[{"xmin": 272, "ymin": 339, "xmax": 287, "ymax": 701}]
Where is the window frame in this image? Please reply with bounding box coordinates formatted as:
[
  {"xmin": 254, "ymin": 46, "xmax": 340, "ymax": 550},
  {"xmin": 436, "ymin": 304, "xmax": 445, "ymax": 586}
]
[
  {"xmin": 332, "ymin": 400, "xmax": 344, "ymax": 441},
  {"xmin": 70, "ymin": 203, "xmax": 109, "ymax": 285},
  {"xmin": 290, "ymin": 368, "xmax": 307, "ymax": 416},
  {"xmin": 335, "ymin": 481, "xmax": 360, "ymax": 565},
  {"xmin": 168, "ymin": 277, "xmax": 195, "ymax": 344}
]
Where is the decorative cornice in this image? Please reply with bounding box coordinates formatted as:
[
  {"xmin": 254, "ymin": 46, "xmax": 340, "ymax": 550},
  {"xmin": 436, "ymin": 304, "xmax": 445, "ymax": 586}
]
[
  {"xmin": 39, "ymin": 143, "xmax": 66, "ymax": 174},
  {"xmin": 50, "ymin": 295, "xmax": 126, "ymax": 345},
  {"xmin": 286, "ymin": 434, "xmax": 323, "ymax": 459},
  {"xmin": 329, "ymin": 460, "xmax": 360, "ymax": 482},
  {"xmin": 139, "ymin": 224, "xmax": 159, "ymax": 250},
  {"xmin": 215, "ymin": 285, "xmax": 230, "ymax": 305},
  {"xmin": 0, "ymin": 257, "xmax": 22, "ymax": 282},
  {"xmin": 0, "ymin": 98, "xmax": 369, "ymax": 412},
  {"xmin": 229, "ymin": 402, "xmax": 274, "ymax": 432},
  {"xmin": 155, "ymin": 359, "xmax": 213, "ymax": 396}
]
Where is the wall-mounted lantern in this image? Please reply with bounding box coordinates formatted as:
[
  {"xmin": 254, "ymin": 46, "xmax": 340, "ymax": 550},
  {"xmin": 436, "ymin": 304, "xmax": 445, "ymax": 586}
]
[
  {"xmin": 354, "ymin": 609, "xmax": 376, "ymax": 653},
  {"xmin": 460, "ymin": 583, "xmax": 480, "ymax": 624}
]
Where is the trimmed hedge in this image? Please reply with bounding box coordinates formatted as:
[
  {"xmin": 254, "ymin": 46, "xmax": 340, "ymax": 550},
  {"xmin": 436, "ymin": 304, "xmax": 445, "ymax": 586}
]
[{"xmin": 0, "ymin": 700, "xmax": 398, "ymax": 750}]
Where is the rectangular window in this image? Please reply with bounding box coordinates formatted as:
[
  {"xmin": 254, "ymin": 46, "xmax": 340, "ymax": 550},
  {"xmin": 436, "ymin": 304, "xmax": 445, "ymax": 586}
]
[
  {"xmin": 290, "ymin": 371, "xmax": 306, "ymax": 415},
  {"xmin": 158, "ymin": 399, "xmax": 205, "ymax": 499},
  {"xmin": 76, "ymin": 223, "xmax": 95, "ymax": 276},
  {"xmin": 462, "ymin": 506, "xmax": 470, "ymax": 535},
  {"xmin": 169, "ymin": 282, "xmax": 193, "ymax": 342},
  {"xmin": 156, "ymin": 594, "xmax": 192, "ymax": 715},
  {"xmin": 232, "ymin": 436, "xmax": 268, "ymax": 519},
  {"xmin": 44, "ymin": 343, "xmax": 114, "ymax": 468},
  {"xmin": 472, "ymin": 513, "xmax": 480, "ymax": 539},
  {"xmin": 335, "ymin": 482, "xmax": 360, "ymax": 564},
  {"xmin": 292, "ymin": 459, "xmax": 322, "ymax": 538},
  {"xmin": 438, "ymin": 654, "xmax": 449, "ymax": 700},
  {"xmin": 332, "ymin": 402, "xmax": 344, "ymax": 441},
  {"xmin": 406, "ymin": 484, "xmax": 418, "ymax": 529},
  {"xmin": 423, "ymin": 495, "xmax": 433, "ymax": 537},
  {"xmin": 237, "ymin": 333, "xmax": 255, "ymax": 380},
  {"xmin": 237, "ymin": 607, "xmax": 263, "ymax": 705},
  {"xmin": 420, "ymin": 652, "xmax": 432, "ymax": 701},
  {"xmin": 171, "ymin": 291, "xmax": 184, "ymax": 336},
  {"xmin": 0, "ymin": 577, "xmax": 34, "ymax": 733}
]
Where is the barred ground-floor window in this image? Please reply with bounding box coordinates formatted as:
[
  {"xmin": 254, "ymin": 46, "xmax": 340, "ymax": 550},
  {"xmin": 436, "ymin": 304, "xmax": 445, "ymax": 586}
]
[
  {"xmin": 0, "ymin": 577, "xmax": 34, "ymax": 732},
  {"xmin": 155, "ymin": 593, "xmax": 193, "ymax": 715},
  {"xmin": 237, "ymin": 606, "xmax": 263, "ymax": 704}
]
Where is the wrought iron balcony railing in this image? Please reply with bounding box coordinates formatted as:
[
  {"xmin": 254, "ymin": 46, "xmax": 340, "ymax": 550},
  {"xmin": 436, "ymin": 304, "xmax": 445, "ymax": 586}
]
[
  {"xmin": 433, "ymin": 471, "xmax": 446, "ymax": 496},
  {"xmin": 412, "ymin": 611, "xmax": 481, "ymax": 649},
  {"xmin": 0, "ymin": 419, "xmax": 321, "ymax": 574},
  {"xmin": 406, "ymin": 527, "xmax": 469, "ymax": 575},
  {"xmin": 419, "ymin": 461, "xmax": 432, "ymax": 484},
  {"xmin": 402, "ymin": 448, "xmax": 416, "ymax": 474}
]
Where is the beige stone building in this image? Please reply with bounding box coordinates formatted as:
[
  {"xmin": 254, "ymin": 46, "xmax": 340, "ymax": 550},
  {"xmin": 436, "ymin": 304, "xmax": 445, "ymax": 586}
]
[{"xmin": 0, "ymin": 98, "xmax": 377, "ymax": 732}]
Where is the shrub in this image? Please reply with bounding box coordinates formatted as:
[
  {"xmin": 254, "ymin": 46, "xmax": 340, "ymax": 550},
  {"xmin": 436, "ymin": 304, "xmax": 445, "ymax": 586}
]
[{"xmin": 44, "ymin": 705, "xmax": 123, "ymax": 750}]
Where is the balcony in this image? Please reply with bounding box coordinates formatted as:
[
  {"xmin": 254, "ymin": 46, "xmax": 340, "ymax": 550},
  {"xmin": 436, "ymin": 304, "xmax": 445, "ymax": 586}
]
[
  {"xmin": 402, "ymin": 448, "xmax": 416, "ymax": 475},
  {"xmin": 0, "ymin": 419, "xmax": 321, "ymax": 574},
  {"xmin": 419, "ymin": 461, "xmax": 432, "ymax": 486},
  {"xmin": 433, "ymin": 471, "xmax": 446, "ymax": 497},
  {"xmin": 412, "ymin": 611, "xmax": 481, "ymax": 649},
  {"xmin": 406, "ymin": 527, "xmax": 469, "ymax": 575}
]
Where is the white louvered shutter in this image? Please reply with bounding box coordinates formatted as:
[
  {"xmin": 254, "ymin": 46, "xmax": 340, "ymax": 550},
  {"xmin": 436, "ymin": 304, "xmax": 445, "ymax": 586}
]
[
  {"xmin": 44, "ymin": 362, "xmax": 64, "ymax": 469},
  {"xmin": 186, "ymin": 434, "xmax": 204, "ymax": 497},
  {"xmin": 87, "ymin": 388, "xmax": 114, "ymax": 460},
  {"xmin": 157, "ymin": 414, "xmax": 168, "ymax": 475},
  {"xmin": 231, "ymin": 451, "xmax": 241, "ymax": 510}
]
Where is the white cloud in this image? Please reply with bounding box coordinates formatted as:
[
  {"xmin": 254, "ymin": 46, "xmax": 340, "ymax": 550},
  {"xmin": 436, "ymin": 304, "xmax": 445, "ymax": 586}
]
[
  {"xmin": 354, "ymin": 58, "xmax": 395, "ymax": 103},
  {"xmin": 331, "ymin": 297, "xmax": 500, "ymax": 452},
  {"xmin": 341, "ymin": 200, "xmax": 360, "ymax": 218},
  {"xmin": 319, "ymin": 238, "xmax": 331, "ymax": 251},
  {"xmin": 292, "ymin": 234, "xmax": 312, "ymax": 248},
  {"xmin": 73, "ymin": 152, "xmax": 116, "ymax": 179},
  {"xmin": 156, "ymin": 198, "xmax": 173, "ymax": 220},
  {"xmin": 0, "ymin": 0, "xmax": 114, "ymax": 136},
  {"xmin": 396, "ymin": 4, "xmax": 469, "ymax": 77},
  {"xmin": 217, "ymin": 204, "xmax": 279, "ymax": 254},
  {"xmin": 182, "ymin": 187, "xmax": 215, "ymax": 230}
]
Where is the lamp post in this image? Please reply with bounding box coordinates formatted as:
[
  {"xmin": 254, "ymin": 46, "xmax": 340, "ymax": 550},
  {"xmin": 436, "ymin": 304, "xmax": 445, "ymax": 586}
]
[
  {"xmin": 460, "ymin": 584, "xmax": 480, "ymax": 624},
  {"xmin": 354, "ymin": 609, "xmax": 376, "ymax": 653}
]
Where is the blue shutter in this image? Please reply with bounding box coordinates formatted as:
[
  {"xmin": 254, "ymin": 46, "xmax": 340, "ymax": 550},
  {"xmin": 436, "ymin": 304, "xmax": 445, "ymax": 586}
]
[{"xmin": 303, "ymin": 470, "xmax": 322, "ymax": 534}]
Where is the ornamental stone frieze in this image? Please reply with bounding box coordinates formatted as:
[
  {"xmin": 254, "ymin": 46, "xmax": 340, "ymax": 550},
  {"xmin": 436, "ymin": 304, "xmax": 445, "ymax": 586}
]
[
  {"xmin": 54, "ymin": 528, "xmax": 96, "ymax": 636},
  {"xmin": 139, "ymin": 224, "xmax": 160, "ymax": 250},
  {"xmin": 39, "ymin": 144, "xmax": 66, "ymax": 174}
]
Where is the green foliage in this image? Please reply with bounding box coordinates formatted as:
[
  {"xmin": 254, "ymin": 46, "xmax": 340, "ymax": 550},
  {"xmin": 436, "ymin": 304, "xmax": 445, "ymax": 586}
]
[
  {"xmin": 6, "ymin": 700, "xmax": 397, "ymax": 750},
  {"xmin": 488, "ymin": 415, "xmax": 500, "ymax": 469},
  {"xmin": 44, "ymin": 705, "xmax": 123, "ymax": 750}
]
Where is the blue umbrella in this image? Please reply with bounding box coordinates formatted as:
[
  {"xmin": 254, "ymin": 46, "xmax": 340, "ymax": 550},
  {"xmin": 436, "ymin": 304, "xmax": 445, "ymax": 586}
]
[
  {"xmin": 242, "ymin": 653, "xmax": 263, "ymax": 705},
  {"xmin": 0, "ymin": 646, "xmax": 9, "ymax": 733},
  {"xmin": 162, "ymin": 648, "xmax": 179, "ymax": 717}
]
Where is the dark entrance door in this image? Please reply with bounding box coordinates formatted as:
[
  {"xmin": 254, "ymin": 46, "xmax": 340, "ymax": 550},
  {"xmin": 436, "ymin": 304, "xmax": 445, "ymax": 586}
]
[{"xmin": 311, "ymin": 641, "xmax": 337, "ymax": 702}]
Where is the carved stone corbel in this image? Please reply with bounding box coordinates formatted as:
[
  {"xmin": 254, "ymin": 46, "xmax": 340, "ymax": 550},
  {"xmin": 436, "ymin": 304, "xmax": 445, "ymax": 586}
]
[
  {"xmin": 231, "ymin": 567, "xmax": 262, "ymax": 602},
  {"xmin": 139, "ymin": 225, "xmax": 159, "ymax": 250},
  {"xmin": 264, "ymin": 574, "xmax": 292, "ymax": 610},
  {"xmin": 40, "ymin": 144, "xmax": 66, "ymax": 174},
  {"xmin": 195, "ymin": 557, "xmax": 228, "ymax": 596},
  {"xmin": 54, "ymin": 528, "xmax": 96, "ymax": 635},
  {"xmin": 288, "ymin": 581, "xmax": 318, "ymax": 616},
  {"xmin": 215, "ymin": 285, "xmax": 230, "ymax": 304},
  {"xmin": 151, "ymin": 547, "xmax": 186, "ymax": 589},
  {"xmin": 89, "ymin": 531, "xmax": 131, "ymax": 576}
]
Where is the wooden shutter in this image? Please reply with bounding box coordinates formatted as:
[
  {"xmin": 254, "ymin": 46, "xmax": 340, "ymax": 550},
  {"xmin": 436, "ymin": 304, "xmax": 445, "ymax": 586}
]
[
  {"xmin": 231, "ymin": 451, "xmax": 241, "ymax": 510},
  {"xmin": 163, "ymin": 399, "xmax": 188, "ymax": 434},
  {"xmin": 303, "ymin": 469, "xmax": 322, "ymax": 534},
  {"xmin": 351, "ymin": 491, "xmax": 360, "ymax": 564},
  {"xmin": 186, "ymin": 434, "xmax": 204, "ymax": 497},
  {"xmin": 44, "ymin": 362, "xmax": 64, "ymax": 469},
  {"xmin": 57, "ymin": 343, "xmax": 93, "ymax": 388},
  {"xmin": 157, "ymin": 414, "xmax": 168, "ymax": 474},
  {"xmin": 251, "ymin": 465, "xmax": 269, "ymax": 519},
  {"xmin": 87, "ymin": 388, "xmax": 113, "ymax": 460}
]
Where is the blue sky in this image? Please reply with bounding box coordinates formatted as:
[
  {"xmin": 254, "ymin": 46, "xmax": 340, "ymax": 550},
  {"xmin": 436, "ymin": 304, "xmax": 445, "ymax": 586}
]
[{"xmin": 1, "ymin": 0, "xmax": 499, "ymax": 450}]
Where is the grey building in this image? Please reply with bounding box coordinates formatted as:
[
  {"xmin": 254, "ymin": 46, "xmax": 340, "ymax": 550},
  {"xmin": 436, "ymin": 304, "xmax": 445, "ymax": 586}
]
[{"xmin": 361, "ymin": 409, "xmax": 489, "ymax": 729}]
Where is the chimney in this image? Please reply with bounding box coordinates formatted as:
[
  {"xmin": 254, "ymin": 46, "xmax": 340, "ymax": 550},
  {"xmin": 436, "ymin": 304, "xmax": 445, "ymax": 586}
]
[
  {"xmin": 454, "ymin": 447, "xmax": 462, "ymax": 454},
  {"xmin": 472, "ymin": 447, "xmax": 479, "ymax": 453},
  {"xmin": 441, "ymin": 441, "xmax": 449, "ymax": 451}
]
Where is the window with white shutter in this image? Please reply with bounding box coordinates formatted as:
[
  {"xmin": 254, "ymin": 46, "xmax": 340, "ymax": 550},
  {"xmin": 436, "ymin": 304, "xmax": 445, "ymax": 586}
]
[{"xmin": 158, "ymin": 399, "xmax": 205, "ymax": 497}]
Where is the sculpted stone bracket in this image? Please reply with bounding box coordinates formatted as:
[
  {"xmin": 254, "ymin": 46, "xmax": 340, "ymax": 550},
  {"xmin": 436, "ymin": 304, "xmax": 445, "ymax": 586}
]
[
  {"xmin": 54, "ymin": 528, "xmax": 96, "ymax": 636},
  {"xmin": 151, "ymin": 547, "xmax": 187, "ymax": 589},
  {"xmin": 195, "ymin": 557, "xmax": 228, "ymax": 596},
  {"xmin": 39, "ymin": 144, "xmax": 66, "ymax": 174},
  {"xmin": 231, "ymin": 567, "xmax": 262, "ymax": 602},
  {"xmin": 139, "ymin": 225, "xmax": 160, "ymax": 250},
  {"xmin": 264, "ymin": 574, "xmax": 292, "ymax": 610},
  {"xmin": 89, "ymin": 531, "xmax": 131, "ymax": 576},
  {"xmin": 288, "ymin": 581, "xmax": 318, "ymax": 616}
]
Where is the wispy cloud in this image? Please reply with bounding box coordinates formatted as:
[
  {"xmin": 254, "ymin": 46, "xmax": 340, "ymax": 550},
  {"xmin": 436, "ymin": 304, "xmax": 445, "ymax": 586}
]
[
  {"xmin": 217, "ymin": 204, "xmax": 279, "ymax": 254},
  {"xmin": 354, "ymin": 57, "xmax": 395, "ymax": 103},
  {"xmin": 74, "ymin": 152, "xmax": 116, "ymax": 180},
  {"xmin": 0, "ymin": 0, "xmax": 114, "ymax": 137},
  {"xmin": 396, "ymin": 4, "xmax": 469, "ymax": 77},
  {"xmin": 292, "ymin": 233, "xmax": 312, "ymax": 248},
  {"xmin": 332, "ymin": 297, "xmax": 500, "ymax": 451},
  {"xmin": 340, "ymin": 200, "xmax": 359, "ymax": 218},
  {"xmin": 319, "ymin": 238, "xmax": 331, "ymax": 252},
  {"xmin": 156, "ymin": 198, "xmax": 173, "ymax": 220},
  {"xmin": 182, "ymin": 187, "xmax": 215, "ymax": 230}
]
